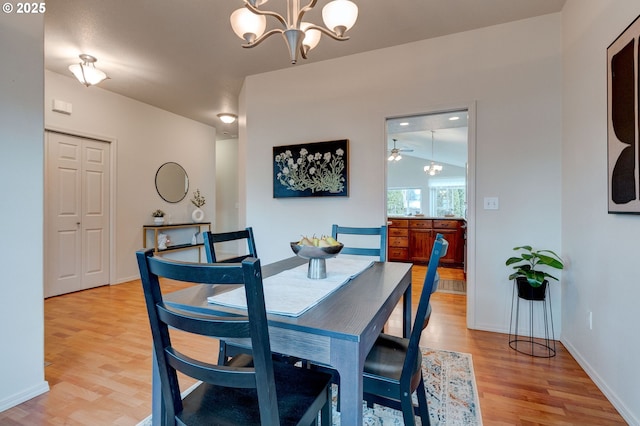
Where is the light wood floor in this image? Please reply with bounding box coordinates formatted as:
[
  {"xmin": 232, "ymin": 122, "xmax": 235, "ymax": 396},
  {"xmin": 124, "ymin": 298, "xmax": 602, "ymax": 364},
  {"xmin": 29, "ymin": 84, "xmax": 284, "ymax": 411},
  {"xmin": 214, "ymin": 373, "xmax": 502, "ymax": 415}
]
[{"xmin": 0, "ymin": 267, "xmax": 626, "ymax": 425}]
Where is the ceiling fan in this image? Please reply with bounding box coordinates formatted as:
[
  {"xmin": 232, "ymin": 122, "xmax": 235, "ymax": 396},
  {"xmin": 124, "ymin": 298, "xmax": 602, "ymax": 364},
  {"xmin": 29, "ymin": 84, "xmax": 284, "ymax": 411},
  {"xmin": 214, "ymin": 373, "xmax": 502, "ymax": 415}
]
[{"xmin": 388, "ymin": 139, "xmax": 413, "ymax": 161}]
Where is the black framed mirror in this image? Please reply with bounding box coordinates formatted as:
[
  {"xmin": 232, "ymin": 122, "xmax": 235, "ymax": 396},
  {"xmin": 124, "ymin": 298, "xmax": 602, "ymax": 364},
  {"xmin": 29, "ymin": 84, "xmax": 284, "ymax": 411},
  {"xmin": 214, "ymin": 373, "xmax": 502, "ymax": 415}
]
[{"xmin": 155, "ymin": 162, "xmax": 189, "ymax": 203}]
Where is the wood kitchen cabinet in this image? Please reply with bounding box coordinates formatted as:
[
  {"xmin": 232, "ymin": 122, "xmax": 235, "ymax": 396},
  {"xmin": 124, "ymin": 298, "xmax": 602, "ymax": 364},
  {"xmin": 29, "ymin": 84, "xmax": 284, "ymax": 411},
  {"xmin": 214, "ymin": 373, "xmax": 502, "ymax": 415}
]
[
  {"xmin": 433, "ymin": 220, "xmax": 462, "ymax": 265},
  {"xmin": 409, "ymin": 219, "xmax": 433, "ymax": 263},
  {"xmin": 387, "ymin": 217, "xmax": 465, "ymax": 267},
  {"xmin": 387, "ymin": 219, "xmax": 409, "ymax": 261}
]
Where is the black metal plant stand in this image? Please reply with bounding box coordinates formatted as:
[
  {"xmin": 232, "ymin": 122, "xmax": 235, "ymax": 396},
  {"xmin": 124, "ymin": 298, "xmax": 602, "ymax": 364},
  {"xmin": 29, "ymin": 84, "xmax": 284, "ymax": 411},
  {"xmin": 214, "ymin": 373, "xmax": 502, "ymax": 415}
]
[{"xmin": 509, "ymin": 278, "xmax": 556, "ymax": 358}]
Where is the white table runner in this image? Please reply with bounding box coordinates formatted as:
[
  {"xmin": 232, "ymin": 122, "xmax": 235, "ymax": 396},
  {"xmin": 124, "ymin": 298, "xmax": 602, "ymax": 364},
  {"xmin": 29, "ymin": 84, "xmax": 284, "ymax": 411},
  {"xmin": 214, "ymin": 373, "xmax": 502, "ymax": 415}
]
[{"xmin": 207, "ymin": 257, "xmax": 374, "ymax": 317}]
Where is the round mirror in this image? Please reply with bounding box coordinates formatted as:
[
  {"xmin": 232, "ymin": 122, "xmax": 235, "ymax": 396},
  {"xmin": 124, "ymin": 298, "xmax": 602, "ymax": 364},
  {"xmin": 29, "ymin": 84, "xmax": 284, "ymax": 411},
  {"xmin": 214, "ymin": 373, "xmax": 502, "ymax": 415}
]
[{"xmin": 155, "ymin": 162, "xmax": 189, "ymax": 203}]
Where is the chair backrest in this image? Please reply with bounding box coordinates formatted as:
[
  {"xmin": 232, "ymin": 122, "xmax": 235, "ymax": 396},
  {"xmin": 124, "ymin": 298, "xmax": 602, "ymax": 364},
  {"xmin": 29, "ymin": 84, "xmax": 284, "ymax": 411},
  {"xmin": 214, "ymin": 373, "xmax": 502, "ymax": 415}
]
[
  {"xmin": 135, "ymin": 249, "xmax": 280, "ymax": 424},
  {"xmin": 404, "ymin": 233, "xmax": 449, "ymax": 374},
  {"xmin": 203, "ymin": 227, "xmax": 257, "ymax": 263},
  {"xmin": 332, "ymin": 224, "xmax": 387, "ymax": 261}
]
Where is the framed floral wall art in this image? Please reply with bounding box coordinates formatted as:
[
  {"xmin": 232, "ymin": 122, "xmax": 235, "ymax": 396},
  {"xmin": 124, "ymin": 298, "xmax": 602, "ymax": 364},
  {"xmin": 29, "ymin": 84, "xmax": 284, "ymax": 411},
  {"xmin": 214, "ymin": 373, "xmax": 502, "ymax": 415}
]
[{"xmin": 273, "ymin": 139, "xmax": 349, "ymax": 198}]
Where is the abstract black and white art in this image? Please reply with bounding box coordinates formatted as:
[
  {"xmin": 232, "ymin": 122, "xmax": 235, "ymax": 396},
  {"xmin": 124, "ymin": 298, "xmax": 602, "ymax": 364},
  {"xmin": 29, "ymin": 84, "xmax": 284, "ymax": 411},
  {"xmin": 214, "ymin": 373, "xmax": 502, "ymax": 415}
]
[{"xmin": 608, "ymin": 14, "xmax": 640, "ymax": 213}]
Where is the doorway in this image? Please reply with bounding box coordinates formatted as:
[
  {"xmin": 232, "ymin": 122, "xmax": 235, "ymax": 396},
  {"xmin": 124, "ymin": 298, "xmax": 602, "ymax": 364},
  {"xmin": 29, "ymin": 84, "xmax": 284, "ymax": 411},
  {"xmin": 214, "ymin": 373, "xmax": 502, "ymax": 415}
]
[
  {"xmin": 385, "ymin": 109, "xmax": 469, "ymax": 292},
  {"xmin": 45, "ymin": 131, "xmax": 111, "ymax": 297}
]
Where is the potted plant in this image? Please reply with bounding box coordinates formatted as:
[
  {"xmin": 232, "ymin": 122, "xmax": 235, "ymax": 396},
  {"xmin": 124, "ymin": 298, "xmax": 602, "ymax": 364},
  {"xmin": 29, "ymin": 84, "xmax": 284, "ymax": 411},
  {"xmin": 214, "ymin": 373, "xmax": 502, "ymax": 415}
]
[
  {"xmin": 506, "ymin": 245, "xmax": 564, "ymax": 300},
  {"xmin": 152, "ymin": 209, "xmax": 165, "ymax": 225}
]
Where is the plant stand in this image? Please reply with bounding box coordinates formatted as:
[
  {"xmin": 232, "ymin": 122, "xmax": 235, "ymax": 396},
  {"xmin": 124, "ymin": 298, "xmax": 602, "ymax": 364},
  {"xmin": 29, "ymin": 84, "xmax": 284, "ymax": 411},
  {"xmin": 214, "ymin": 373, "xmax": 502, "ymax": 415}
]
[{"xmin": 508, "ymin": 278, "xmax": 556, "ymax": 357}]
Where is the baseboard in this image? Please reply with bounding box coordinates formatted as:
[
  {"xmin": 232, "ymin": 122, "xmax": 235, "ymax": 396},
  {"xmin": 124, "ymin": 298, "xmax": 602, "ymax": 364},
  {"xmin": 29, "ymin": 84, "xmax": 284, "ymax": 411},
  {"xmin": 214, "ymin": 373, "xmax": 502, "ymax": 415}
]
[
  {"xmin": 0, "ymin": 381, "xmax": 49, "ymax": 413},
  {"xmin": 114, "ymin": 275, "xmax": 139, "ymax": 285},
  {"xmin": 561, "ymin": 337, "xmax": 638, "ymax": 425}
]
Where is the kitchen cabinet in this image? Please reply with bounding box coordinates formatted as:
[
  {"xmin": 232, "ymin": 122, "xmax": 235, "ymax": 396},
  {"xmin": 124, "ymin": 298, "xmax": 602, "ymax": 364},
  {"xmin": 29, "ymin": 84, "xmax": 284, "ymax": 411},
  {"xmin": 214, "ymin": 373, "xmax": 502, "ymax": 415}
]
[
  {"xmin": 387, "ymin": 217, "xmax": 465, "ymax": 266},
  {"xmin": 387, "ymin": 219, "xmax": 409, "ymax": 261},
  {"xmin": 433, "ymin": 220, "xmax": 462, "ymax": 265},
  {"xmin": 409, "ymin": 219, "xmax": 433, "ymax": 263}
]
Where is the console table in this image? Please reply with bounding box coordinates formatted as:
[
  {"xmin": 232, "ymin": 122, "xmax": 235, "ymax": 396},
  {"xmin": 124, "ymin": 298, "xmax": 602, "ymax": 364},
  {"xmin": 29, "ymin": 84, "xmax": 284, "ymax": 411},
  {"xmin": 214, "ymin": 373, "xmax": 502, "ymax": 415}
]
[{"xmin": 143, "ymin": 222, "xmax": 211, "ymax": 262}]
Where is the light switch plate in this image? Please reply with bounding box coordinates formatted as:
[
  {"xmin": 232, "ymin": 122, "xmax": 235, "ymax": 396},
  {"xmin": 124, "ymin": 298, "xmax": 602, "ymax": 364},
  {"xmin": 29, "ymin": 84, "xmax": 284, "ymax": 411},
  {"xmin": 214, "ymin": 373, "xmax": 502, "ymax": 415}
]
[{"xmin": 484, "ymin": 197, "xmax": 499, "ymax": 210}]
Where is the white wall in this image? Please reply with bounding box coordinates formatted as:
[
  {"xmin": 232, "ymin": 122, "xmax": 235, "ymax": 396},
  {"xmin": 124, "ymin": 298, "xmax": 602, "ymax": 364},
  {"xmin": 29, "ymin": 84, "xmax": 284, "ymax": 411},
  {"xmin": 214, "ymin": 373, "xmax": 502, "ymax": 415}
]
[
  {"xmin": 0, "ymin": 15, "xmax": 50, "ymax": 410},
  {"xmin": 216, "ymin": 138, "xmax": 240, "ymax": 232},
  {"xmin": 240, "ymin": 14, "xmax": 563, "ymax": 336},
  {"xmin": 45, "ymin": 71, "xmax": 217, "ymax": 282},
  {"xmin": 562, "ymin": 1, "xmax": 640, "ymax": 422}
]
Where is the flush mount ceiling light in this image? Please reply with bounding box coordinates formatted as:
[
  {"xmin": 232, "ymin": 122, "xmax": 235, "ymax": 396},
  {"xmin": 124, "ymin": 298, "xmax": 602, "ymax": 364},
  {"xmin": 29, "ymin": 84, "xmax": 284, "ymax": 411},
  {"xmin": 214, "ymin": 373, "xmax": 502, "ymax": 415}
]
[
  {"xmin": 230, "ymin": 0, "xmax": 358, "ymax": 65},
  {"xmin": 68, "ymin": 54, "xmax": 108, "ymax": 87},
  {"xmin": 217, "ymin": 113, "xmax": 238, "ymax": 124},
  {"xmin": 424, "ymin": 131, "xmax": 443, "ymax": 176}
]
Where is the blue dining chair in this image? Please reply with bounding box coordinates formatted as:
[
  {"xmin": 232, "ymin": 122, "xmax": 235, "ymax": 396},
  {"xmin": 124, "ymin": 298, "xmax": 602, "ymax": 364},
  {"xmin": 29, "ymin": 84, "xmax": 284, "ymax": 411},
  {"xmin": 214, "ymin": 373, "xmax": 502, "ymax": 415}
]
[
  {"xmin": 203, "ymin": 227, "xmax": 265, "ymax": 363},
  {"xmin": 136, "ymin": 249, "xmax": 332, "ymax": 425},
  {"xmin": 331, "ymin": 224, "xmax": 387, "ymax": 261},
  {"xmin": 203, "ymin": 227, "xmax": 257, "ymax": 263},
  {"xmin": 362, "ymin": 233, "xmax": 448, "ymax": 426}
]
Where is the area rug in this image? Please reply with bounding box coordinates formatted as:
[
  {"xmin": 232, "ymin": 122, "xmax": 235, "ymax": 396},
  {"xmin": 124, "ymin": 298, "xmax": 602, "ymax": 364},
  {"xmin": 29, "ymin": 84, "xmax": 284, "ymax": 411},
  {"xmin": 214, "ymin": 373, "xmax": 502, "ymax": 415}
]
[
  {"xmin": 137, "ymin": 347, "xmax": 481, "ymax": 425},
  {"xmin": 436, "ymin": 279, "xmax": 467, "ymax": 295}
]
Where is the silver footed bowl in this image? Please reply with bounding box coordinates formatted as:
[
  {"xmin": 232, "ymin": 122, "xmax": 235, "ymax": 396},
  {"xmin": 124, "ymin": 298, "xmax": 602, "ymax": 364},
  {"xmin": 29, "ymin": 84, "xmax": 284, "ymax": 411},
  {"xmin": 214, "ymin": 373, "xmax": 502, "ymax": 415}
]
[{"xmin": 290, "ymin": 242, "xmax": 344, "ymax": 259}]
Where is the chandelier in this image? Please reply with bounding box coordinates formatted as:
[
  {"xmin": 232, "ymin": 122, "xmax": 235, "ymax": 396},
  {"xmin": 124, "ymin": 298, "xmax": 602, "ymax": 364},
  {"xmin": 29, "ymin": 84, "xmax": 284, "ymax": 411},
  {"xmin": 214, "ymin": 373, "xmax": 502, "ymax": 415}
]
[
  {"xmin": 229, "ymin": 0, "xmax": 358, "ymax": 64},
  {"xmin": 68, "ymin": 54, "xmax": 108, "ymax": 87},
  {"xmin": 424, "ymin": 131, "xmax": 443, "ymax": 176}
]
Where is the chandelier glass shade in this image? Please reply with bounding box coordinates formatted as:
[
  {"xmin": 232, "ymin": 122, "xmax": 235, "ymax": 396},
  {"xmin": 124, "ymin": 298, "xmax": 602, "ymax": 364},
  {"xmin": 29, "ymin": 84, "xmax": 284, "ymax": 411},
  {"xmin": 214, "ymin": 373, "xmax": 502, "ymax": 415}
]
[
  {"xmin": 230, "ymin": 0, "xmax": 358, "ymax": 64},
  {"xmin": 388, "ymin": 150, "xmax": 402, "ymax": 162},
  {"xmin": 68, "ymin": 54, "xmax": 108, "ymax": 87},
  {"xmin": 424, "ymin": 162, "xmax": 443, "ymax": 176}
]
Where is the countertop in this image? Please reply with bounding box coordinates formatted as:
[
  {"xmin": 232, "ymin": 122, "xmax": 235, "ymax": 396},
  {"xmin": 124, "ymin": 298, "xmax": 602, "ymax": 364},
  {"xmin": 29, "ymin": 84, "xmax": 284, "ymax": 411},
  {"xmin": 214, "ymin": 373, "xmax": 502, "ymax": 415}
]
[{"xmin": 387, "ymin": 215, "xmax": 466, "ymax": 221}]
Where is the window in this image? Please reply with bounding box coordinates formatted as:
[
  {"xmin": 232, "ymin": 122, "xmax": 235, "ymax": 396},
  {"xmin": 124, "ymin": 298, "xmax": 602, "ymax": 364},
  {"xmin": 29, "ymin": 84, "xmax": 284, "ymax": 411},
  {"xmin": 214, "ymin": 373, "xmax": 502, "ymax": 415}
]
[
  {"xmin": 387, "ymin": 188, "xmax": 422, "ymax": 216},
  {"xmin": 429, "ymin": 178, "xmax": 466, "ymax": 217}
]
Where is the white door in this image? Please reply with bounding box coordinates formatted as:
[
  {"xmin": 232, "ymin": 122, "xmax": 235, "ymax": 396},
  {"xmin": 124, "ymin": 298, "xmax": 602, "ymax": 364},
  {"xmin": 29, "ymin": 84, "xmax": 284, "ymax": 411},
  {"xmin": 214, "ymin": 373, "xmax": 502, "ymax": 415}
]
[{"xmin": 45, "ymin": 132, "xmax": 110, "ymax": 297}]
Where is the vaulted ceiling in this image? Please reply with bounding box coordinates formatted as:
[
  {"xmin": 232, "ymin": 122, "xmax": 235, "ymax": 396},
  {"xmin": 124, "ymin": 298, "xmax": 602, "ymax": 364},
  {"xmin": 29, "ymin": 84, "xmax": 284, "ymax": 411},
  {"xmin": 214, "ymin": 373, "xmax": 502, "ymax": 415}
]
[{"xmin": 44, "ymin": 0, "xmax": 565, "ymax": 139}]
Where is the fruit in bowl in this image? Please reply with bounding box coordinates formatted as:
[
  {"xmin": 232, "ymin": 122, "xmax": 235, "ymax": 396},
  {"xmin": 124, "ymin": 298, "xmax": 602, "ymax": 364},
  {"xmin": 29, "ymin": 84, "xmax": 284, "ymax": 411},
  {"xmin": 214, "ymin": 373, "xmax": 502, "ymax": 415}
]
[{"xmin": 291, "ymin": 235, "xmax": 344, "ymax": 259}]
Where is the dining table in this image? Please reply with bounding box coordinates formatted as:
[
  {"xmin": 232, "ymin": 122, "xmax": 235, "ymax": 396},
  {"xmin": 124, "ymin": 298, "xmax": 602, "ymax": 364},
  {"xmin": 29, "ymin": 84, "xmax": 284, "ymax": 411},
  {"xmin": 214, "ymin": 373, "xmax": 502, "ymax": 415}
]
[{"xmin": 151, "ymin": 255, "xmax": 413, "ymax": 425}]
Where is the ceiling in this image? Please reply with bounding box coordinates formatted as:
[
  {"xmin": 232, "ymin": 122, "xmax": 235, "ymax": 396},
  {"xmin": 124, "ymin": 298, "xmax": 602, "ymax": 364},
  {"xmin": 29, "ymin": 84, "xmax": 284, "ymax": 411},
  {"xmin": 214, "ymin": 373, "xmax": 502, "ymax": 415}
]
[
  {"xmin": 387, "ymin": 111, "xmax": 469, "ymax": 167},
  {"xmin": 44, "ymin": 0, "xmax": 565, "ymax": 140}
]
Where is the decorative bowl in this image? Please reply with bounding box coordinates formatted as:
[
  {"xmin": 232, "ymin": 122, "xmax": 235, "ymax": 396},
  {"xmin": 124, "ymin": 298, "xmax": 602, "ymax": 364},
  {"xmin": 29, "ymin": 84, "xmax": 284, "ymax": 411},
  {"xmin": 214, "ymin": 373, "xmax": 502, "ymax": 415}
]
[
  {"xmin": 290, "ymin": 242, "xmax": 344, "ymax": 259},
  {"xmin": 290, "ymin": 242, "xmax": 344, "ymax": 279}
]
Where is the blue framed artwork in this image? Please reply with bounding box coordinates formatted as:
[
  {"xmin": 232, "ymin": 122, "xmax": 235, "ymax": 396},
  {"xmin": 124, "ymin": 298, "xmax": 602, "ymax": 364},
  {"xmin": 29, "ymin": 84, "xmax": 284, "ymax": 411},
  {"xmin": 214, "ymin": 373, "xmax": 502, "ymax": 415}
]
[{"xmin": 273, "ymin": 139, "xmax": 349, "ymax": 198}]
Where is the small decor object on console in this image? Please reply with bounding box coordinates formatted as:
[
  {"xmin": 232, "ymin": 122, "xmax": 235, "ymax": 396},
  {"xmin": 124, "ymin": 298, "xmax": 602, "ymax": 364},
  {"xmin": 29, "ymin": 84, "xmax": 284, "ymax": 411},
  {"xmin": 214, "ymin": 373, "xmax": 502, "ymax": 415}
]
[
  {"xmin": 157, "ymin": 233, "xmax": 171, "ymax": 250},
  {"xmin": 191, "ymin": 189, "xmax": 206, "ymax": 223},
  {"xmin": 152, "ymin": 209, "xmax": 165, "ymax": 225}
]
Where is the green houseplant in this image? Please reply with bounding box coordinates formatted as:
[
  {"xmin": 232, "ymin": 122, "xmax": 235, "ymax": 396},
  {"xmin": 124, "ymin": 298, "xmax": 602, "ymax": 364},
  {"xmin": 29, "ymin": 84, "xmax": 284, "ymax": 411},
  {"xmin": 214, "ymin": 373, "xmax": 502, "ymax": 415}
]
[
  {"xmin": 506, "ymin": 245, "xmax": 564, "ymax": 300},
  {"xmin": 152, "ymin": 209, "xmax": 165, "ymax": 225}
]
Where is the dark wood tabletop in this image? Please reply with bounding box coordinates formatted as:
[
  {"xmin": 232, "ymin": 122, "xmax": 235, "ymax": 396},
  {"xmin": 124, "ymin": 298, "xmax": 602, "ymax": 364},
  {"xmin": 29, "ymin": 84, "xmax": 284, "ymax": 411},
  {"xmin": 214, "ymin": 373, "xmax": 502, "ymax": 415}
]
[{"xmin": 158, "ymin": 256, "xmax": 412, "ymax": 425}]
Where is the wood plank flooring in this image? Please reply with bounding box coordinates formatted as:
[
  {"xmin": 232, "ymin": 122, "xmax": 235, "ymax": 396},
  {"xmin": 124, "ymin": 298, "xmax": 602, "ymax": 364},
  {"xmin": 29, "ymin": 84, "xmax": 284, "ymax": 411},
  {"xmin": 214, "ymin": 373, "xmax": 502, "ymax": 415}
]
[{"xmin": 0, "ymin": 266, "xmax": 626, "ymax": 425}]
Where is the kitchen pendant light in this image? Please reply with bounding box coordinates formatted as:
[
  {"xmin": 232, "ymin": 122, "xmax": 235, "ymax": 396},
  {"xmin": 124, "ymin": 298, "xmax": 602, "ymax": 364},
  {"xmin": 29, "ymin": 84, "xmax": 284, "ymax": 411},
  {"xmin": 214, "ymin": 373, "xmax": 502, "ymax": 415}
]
[{"xmin": 424, "ymin": 131, "xmax": 443, "ymax": 176}]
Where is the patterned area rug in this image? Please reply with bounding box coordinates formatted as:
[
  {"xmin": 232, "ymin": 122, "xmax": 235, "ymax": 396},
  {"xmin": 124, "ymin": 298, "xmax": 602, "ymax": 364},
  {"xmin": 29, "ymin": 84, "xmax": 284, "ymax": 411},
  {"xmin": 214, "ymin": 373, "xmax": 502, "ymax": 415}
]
[{"xmin": 138, "ymin": 347, "xmax": 481, "ymax": 425}]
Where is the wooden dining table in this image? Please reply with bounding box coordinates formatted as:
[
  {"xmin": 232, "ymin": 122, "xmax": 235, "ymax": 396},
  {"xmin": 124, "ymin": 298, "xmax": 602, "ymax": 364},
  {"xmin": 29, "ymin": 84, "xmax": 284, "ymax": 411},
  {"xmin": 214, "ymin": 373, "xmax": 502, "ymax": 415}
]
[{"xmin": 152, "ymin": 256, "xmax": 413, "ymax": 425}]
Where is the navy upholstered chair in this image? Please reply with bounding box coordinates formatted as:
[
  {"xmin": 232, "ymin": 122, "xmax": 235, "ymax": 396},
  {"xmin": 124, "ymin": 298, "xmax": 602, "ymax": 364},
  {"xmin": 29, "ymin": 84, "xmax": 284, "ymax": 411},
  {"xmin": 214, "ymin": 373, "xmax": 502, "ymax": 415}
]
[
  {"xmin": 136, "ymin": 249, "xmax": 332, "ymax": 425},
  {"xmin": 331, "ymin": 224, "xmax": 387, "ymax": 261},
  {"xmin": 362, "ymin": 233, "xmax": 448, "ymax": 425},
  {"xmin": 203, "ymin": 227, "xmax": 257, "ymax": 263}
]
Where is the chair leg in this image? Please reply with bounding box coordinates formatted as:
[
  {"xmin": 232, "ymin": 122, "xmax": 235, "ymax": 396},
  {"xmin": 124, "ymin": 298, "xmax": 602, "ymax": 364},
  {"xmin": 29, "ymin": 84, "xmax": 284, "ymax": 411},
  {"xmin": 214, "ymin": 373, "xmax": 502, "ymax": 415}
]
[
  {"xmin": 415, "ymin": 375, "xmax": 431, "ymax": 425},
  {"xmin": 320, "ymin": 385, "xmax": 331, "ymax": 426},
  {"xmin": 217, "ymin": 341, "xmax": 228, "ymax": 364},
  {"xmin": 400, "ymin": 391, "xmax": 417, "ymax": 426}
]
